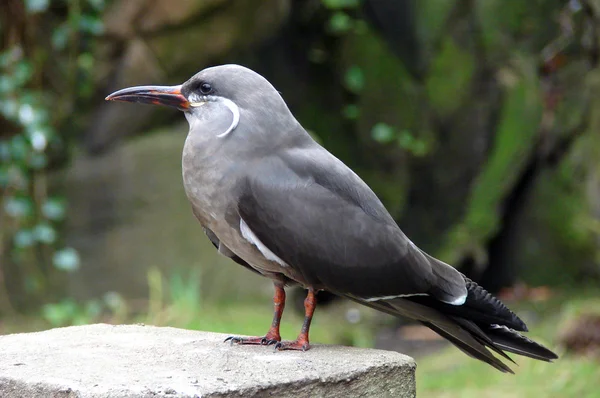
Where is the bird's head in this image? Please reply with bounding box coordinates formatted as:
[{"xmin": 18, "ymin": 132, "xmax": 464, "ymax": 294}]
[{"xmin": 106, "ymin": 64, "xmax": 296, "ymax": 139}]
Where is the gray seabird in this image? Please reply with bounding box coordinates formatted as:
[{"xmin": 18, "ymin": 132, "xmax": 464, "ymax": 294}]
[{"xmin": 106, "ymin": 64, "xmax": 557, "ymax": 372}]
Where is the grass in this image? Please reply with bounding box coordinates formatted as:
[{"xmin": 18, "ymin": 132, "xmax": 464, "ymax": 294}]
[{"xmin": 417, "ymin": 348, "xmax": 599, "ymax": 398}]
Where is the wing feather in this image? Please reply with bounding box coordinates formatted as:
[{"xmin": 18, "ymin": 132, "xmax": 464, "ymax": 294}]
[{"xmin": 236, "ymin": 151, "xmax": 467, "ymax": 301}]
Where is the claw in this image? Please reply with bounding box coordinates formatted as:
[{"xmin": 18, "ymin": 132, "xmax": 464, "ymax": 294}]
[
  {"xmin": 263, "ymin": 339, "xmax": 278, "ymax": 346},
  {"xmin": 224, "ymin": 335, "xmax": 281, "ymax": 346},
  {"xmin": 273, "ymin": 340, "xmax": 310, "ymax": 351},
  {"xmin": 224, "ymin": 336, "xmax": 242, "ymax": 345}
]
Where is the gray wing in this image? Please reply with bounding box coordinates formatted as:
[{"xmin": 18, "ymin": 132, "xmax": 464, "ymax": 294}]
[
  {"xmin": 236, "ymin": 149, "xmax": 558, "ymax": 373},
  {"xmin": 236, "ymin": 148, "xmax": 467, "ymax": 302}
]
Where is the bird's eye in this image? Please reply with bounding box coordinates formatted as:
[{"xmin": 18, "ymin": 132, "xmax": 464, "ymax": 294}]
[{"xmin": 199, "ymin": 83, "xmax": 212, "ymax": 94}]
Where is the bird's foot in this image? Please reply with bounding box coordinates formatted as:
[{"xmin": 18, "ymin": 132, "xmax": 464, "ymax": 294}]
[
  {"xmin": 273, "ymin": 338, "xmax": 310, "ymax": 352},
  {"xmin": 224, "ymin": 333, "xmax": 280, "ymax": 346}
]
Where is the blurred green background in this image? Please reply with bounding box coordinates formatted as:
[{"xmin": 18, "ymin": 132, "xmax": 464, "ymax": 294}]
[{"xmin": 1, "ymin": 0, "xmax": 600, "ymax": 396}]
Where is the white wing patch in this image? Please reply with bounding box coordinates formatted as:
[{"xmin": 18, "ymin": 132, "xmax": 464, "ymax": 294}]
[
  {"xmin": 363, "ymin": 293, "xmax": 429, "ymax": 302},
  {"xmin": 240, "ymin": 218, "xmax": 288, "ymax": 267},
  {"xmin": 441, "ymin": 293, "xmax": 467, "ymax": 306},
  {"xmin": 363, "ymin": 292, "xmax": 467, "ymax": 306}
]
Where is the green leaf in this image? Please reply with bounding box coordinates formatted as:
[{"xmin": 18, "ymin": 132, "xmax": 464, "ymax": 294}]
[
  {"xmin": 24, "ymin": 274, "xmax": 43, "ymax": 293},
  {"xmin": 14, "ymin": 61, "xmax": 33, "ymax": 85},
  {"xmin": 28, "ymin": 153, "xmax": 48, "ymax": 169},
  {"xmin": 0, "ymin": 167, "xmax": 8, "ymax": 187},
  {"xmin": 85, "ymin": 300, "xmax": 102, "ymax": 318},
  {"xmin": 42, "ymin": 300, "xmax": 78, "ymax": 326},
  {"xmin": 77, "ymin": 53, "xmax": 95, "ymax": 72},
  {"xmin": 28, "ymin": 129, "xmax": 48, "ymax": 152},
  {"xmin": 371, "ymin": 123, "xmax": 396, "ymax": 143},
  {"xmin": 42, "ymin": 198, "xmax": 66, "ymax": 220},
  {"xmin": 34, "ymin": 223, "xmax": 57, "ymax": 244},
  {"xmin": 18, "ymin": 103, "xmax": 36, "ymax": 125},
  {"xmin": 4, "ymin": 197, "xmax": 33, "ymax": 217},
  {"xmin": 322, "ymin": 0, "xmax": 359, "ymax": 9},
  {"xmin": 53, "ymin": 247, "xmax": 81, "ymax": 272},
  {"xmin": 328, "ymin": 12, "xmax": 353, "ymax": 34},
  {"xmin": 103, "ymin": 291, "xmax": 124, "ymax": 311},
  {"xmin": 344, "ymin": 66, "xmax": 364, "ymax": 93},
  {"xmin": 1, "ymin": 98, "xmax": 19, "ymax": 119},
  {"xmin": 52, "ymin": 25, "xmax": 70, "ymax": 50},
  {"xmin": 342, "ymin": 104, "xmax": 360, "ymax": 119},
  {"xmin": 86, "ymin": 0, "xmax": 106, "ymax": 11},
  {"xmin": 79, "ymin": 15, "xmax": 104, "ymax": 36},
  {"xmin": 9, "ymin": 135, "xmax": 30, "ymax": 161},
  {"xmin": 14, "ymin": 230, "xmax": 35, "ymax": 248},
  {"xmin": 410, "ymin": 140, "xmax": 429, "ymax": 157},
  {"xmin": 0, "ymin": 76, "xmax": 15, "ymax": 93},
  {"xmin": 397, "ymin": 131, "xmax": 415, "ymax": 148},
  {"xmin": 425, "ymin": 38, "xmax": 475, "ymax": 117},
  {"xmin": 25, "ymin": 0, "xmax": 49, "ymax": 13},
  {"xmin": 0, "ymin": 142, "xmax": 10, "ymax": 161}
]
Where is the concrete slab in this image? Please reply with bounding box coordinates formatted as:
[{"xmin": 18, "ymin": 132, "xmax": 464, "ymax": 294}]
[{"xmin": 0, "ymin": 324, "xmax": 416, "ymax": 397}]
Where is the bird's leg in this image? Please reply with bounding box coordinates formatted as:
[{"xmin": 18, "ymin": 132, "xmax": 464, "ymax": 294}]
[
  {"xmin": 224, "ymin": 282, "xmax": 285, "ymax": 346},
  {"xmin": 275, "ymin": 288, "xmax": 317, "ymax": 351}
]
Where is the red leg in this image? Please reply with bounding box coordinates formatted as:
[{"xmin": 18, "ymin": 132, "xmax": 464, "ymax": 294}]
[
  {"xmin": 275, "ymin": 288, "xmax": 317, "ymax": 351},
  {"xmin": 225, "ymin": 282, "xmax": 285, "ymax": 346}
]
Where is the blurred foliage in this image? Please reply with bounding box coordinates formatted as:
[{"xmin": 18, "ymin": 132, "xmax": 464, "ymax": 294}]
[
  {"xmin": 0, "ymin": 0, "xmax": 596, "ymax": 322},
  {"xmin": 322, "ymin": 0, "xmax": 430, "ymax": 158},
  {"xmin": 34, "ymin": 268, "xmax": 375, "ymax": 349},
  {"xmin": 440, "ymin": 58, "xmax": 544, "ymax": 265},
  {"xmin": 0, "ymin": 0, "xmax": 105, "ymax": 311},
  {"xmin": 315, "ymin": 1, "xmax": 599, "ymax": 288}
]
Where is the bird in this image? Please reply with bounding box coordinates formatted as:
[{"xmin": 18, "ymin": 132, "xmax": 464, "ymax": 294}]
[{"xmin": 105, "ymin": 64, "xmax": 558, "ymax": 372}]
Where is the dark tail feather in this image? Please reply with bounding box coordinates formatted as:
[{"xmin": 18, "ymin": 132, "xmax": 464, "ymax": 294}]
[
  {"xmin": 423, "ymin": 321, "xmax": 515, "ymax": 373},
  {"xmin": 342, "ymin": 290, "xmax": 558, "ymax": 373},
  {"xmin": 450, "ymin": 317, "xmax": 516, "ymax": 364},
  {"xmin": 348, "ymin": 295, "xmax": 518, "ymax": 372},
  {"xmin": 486, "ymin": 324, "xmax": 558, "ymax": 362}
]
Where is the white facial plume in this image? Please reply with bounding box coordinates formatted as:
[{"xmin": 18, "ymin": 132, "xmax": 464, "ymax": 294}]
[{"xmin": 189, "ymin": 93, "xmax": 240, "ymax": 138}]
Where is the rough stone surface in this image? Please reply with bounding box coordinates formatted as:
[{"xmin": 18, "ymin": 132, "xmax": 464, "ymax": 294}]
[{"xmin": 0, "ymin": 324, "xmax": 416, "ymax": 398}]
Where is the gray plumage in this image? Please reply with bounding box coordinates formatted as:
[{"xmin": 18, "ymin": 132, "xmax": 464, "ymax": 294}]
[{"xmin": 106, "ymin": 64, "xmax": 558, "ymax": 372}]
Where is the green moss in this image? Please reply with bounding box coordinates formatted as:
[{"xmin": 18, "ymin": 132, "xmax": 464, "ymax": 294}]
[
  {"xmin": 343, "ymin": 29, "xmax": 421, "ymax": 132},
  {"xmin": 476, "ymin": 0, "xmax": 565, "ymax": 61},
  {"xmin": 425, "ymin": 38, "xmax": 475, "ymax": 118},
  {"xmin": 440, "ymin": 56, "xmax": 543, "ymax": 263},
  {"xmin": 416, "ymin": 0, "xmax": 456, "ymax": 48},
  {"xmin": 516, "ymin": 70, "xmax": 600, "ymax": 285},
  {"xmin": 517, "ymin": 161, "xmax": 597, "ymax": 286},
  {"xmin": 335, "ymin": 29, "xmax": 421, "ymax": 215}
]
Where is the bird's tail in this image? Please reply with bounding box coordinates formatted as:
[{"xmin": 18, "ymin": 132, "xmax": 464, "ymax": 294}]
[
  {"xmin": 485, "ymin": 323, "xmax": 559, "ymax": 362},
  {"xmin": 344, "ymin": 277, "xmax": 558, "ymax": 373},
  {"xmin": 421, "ymin": 313, "xmax": 557, "ymax": 373}
]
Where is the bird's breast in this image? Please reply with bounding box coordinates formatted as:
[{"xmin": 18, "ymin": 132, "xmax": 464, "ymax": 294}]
[{"xmin": 181, "ymin": 134, "xmax": 302, "ymax": 282}]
